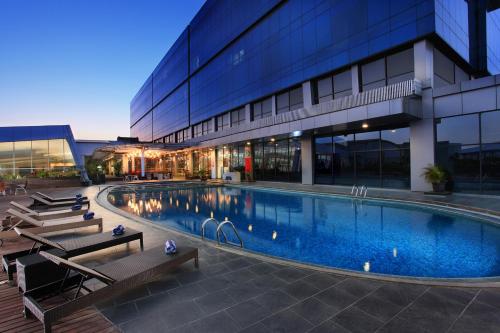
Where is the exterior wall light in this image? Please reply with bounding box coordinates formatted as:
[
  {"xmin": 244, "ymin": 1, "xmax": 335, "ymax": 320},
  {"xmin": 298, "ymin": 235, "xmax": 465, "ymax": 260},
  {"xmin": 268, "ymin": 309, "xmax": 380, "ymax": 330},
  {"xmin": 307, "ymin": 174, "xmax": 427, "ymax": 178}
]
[{"xmin": 362, "ymin": 123, "xmax": 369, "ymax": 129}]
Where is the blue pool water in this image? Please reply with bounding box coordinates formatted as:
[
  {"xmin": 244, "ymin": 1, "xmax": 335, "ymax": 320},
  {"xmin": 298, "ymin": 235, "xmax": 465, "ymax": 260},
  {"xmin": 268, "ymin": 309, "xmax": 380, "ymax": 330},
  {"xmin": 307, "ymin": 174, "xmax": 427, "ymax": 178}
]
[{"xmin": 107, "ymin": 185, "xmax": 500, "ymax": 279}]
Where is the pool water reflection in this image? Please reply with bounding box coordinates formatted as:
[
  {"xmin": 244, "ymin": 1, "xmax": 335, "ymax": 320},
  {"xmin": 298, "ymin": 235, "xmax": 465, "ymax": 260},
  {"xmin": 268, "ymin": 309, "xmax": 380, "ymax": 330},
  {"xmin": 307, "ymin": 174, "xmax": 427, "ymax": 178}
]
[{"xmin": 107, "ymin": 185, "xmax": 500, "ymax": 279}]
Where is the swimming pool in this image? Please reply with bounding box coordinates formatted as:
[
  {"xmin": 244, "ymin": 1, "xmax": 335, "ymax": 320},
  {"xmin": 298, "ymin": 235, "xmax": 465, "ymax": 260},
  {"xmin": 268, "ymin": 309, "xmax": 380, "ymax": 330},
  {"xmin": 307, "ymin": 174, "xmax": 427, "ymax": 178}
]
[{"xmin": 106, "ymin": 184, "xmax": 500, "ymax": 279}]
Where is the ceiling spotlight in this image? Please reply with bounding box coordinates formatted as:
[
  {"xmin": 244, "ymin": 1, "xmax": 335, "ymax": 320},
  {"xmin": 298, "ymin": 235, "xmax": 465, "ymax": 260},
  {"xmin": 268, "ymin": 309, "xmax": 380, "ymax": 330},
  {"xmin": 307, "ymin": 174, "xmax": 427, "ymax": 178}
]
[
  {"xmin": 362, "ymin": 123, "xmax": 369, "ymax": 129},
  {"xmin": 246, "ymin": 141, "xmax": 251, "ymax": 145},
  {"xmin": 270, "ymin": 138, "xmax": 275, "ymax": 142}
]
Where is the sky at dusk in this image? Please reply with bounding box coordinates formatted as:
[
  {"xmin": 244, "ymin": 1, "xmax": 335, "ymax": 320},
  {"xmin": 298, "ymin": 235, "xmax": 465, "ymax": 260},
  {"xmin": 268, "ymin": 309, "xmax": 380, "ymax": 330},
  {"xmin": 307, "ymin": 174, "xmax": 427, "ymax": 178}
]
[{"xmin": 0, "ymin": 0, "xmax": 205, "ymax": 140}]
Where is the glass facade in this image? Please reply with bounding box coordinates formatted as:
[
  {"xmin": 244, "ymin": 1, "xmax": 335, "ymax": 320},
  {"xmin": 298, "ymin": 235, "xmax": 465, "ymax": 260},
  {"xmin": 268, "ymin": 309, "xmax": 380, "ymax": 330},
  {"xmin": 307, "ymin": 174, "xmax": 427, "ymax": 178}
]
[
  {"xmin": 315, "ymin": 128, "xmax": 410, "ymax": 188},
  {"xmin": 436, "ymin": 111, "xmax": 500, "ymax": 193},
  {"xmin": 434, "ymin": 0, "xmax": 469, "ymax": 61},
  {"xmin": 0, "ymin": 139, "xmax": 76, "ymax": 177},
  {"xmin": 487, "ymin": 9, "xmax": 500, "ymax": 74},
  {"xmin": 253, "ymin": 138, "xmax": 301, "ymax": 182}
]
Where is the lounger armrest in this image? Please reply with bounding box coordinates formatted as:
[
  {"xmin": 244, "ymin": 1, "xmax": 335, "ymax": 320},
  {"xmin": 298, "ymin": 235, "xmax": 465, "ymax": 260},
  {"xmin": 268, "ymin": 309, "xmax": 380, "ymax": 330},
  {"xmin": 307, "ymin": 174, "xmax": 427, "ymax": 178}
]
[{"xmin": 39, "ymin": 251, "xmax": 115, "ymax": 284}]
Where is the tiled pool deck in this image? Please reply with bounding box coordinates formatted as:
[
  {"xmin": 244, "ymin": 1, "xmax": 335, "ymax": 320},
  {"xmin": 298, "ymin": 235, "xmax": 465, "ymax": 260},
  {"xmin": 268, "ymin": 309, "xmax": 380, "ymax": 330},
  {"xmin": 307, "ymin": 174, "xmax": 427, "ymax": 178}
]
[{"xmin": 1, "ymin": 183, "xmax": 500, "ymax": 333}]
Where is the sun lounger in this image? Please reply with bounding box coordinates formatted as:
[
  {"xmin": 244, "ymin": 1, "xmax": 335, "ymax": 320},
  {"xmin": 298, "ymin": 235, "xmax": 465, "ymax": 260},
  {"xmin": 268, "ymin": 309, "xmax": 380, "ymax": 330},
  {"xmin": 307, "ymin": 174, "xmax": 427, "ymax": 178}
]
[
  {"xmin": 23, "ymin": 245, "xmax": 198, "ymax": 333},
  {"xmin": 9, "ymin": 227, "xmax": 143, "ymax": 290},
  {"xmin": 35, "ymin": 192, "xmax": 88, "ymax": 202},
  {"xmin": 0, "ymin": 209, "xmax": 102, "ymax": 245},
  {"xmin": 30, "ymin": 194, "xmax": 90, "ymax": 209},
  {"xmin": 8, "ymin": 201, "xmax": 89, "ymax": 220}
]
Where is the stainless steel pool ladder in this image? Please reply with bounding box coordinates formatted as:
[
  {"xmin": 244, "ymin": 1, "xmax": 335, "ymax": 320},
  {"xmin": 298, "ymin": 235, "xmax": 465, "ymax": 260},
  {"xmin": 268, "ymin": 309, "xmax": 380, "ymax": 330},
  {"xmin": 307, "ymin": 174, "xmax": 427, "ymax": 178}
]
[
  {"xmin": 201, "ymin": 218, "xmax": 243, "ymax": 248},
  {"xmin": 351, "ymin": 185, "xmax": 368, "ymax": 198}
]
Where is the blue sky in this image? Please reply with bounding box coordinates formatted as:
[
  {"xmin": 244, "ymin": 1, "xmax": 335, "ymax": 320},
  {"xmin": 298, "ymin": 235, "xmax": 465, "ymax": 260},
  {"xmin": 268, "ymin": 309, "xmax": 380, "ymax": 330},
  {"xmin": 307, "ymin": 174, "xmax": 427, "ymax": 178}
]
[{"xmin": 0, "ymin": 0, "xmax": 205, "ymax": 140}]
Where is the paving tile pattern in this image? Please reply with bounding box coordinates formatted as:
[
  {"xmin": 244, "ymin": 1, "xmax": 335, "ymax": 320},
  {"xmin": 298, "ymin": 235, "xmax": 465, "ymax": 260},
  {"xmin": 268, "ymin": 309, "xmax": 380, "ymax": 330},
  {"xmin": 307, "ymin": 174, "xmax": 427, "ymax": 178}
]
[{"xmin": 2, "ymin": 184, "xmax": 500, "ymax": 333}]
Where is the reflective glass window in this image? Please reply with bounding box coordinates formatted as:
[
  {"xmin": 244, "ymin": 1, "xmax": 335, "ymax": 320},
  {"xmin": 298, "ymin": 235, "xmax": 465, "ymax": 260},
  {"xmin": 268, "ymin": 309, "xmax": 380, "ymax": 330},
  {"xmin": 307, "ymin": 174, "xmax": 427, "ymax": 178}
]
[
  {"xmin": 32, "ymin": 140, "xmax": 48, "ymax": 170},
  {"xmin": 49, "ymin": 139, "xmax": 64, "ymax": 170},
  {"xmin": 481, "ymin": 111, "xmax": 500, "ymax": 144},
  {"xmin": 252, "ymin": 97, "xmax": 272, "ymax": 120},
  {"xmin": 436, "ymin": 114, "xmax": 479, "ymax": 145},
  {"xmin": 0, "ymin": 142, "xmax": 13, "ymax": 172},
  {"xmin": 14, "ymin": 141, "xmax": 31, "ymax": 169}
]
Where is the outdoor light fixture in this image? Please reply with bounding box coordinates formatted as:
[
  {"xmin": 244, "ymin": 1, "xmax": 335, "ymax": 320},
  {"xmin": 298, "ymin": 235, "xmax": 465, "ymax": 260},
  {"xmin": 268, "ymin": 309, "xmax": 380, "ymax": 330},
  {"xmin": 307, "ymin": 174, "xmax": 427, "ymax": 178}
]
[
  {"xmin": 391, "ymin": 129, "xmax": 396, "ymax": 133},
  {"xmin": 246, "ymin": 141, "xmax": 251, "ymax": 145},
  {"xmin": 362, "ymin": 123, "xmax": 369, "ymax": 129},
  {"xmin": 292, "ymin": 130, "xmax": 302, "ymax": 137},
  {"xmin": 270, "ymin": 138, "xmax": 275, "ymax": 142},
  {"xmin": 363, "ymin": 261, "xmax": 370, "ymax": 272}
]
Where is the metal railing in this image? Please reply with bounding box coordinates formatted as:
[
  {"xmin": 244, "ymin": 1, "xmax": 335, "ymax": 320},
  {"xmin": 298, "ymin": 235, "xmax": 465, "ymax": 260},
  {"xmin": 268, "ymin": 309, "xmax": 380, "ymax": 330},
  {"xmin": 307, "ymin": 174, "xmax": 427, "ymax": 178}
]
[
  {"xmin": 201, "ymin": 218, "xmax": 243, "ymax": 248},
  {"xmin": 351, "ymin": 185, "xmax": 368, "ymax": 198}
]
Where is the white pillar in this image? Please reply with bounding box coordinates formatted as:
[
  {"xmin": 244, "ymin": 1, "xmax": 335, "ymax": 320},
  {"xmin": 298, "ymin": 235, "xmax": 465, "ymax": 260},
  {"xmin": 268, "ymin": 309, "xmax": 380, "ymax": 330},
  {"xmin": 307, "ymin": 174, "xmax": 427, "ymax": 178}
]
[
  {"xmin": 410, "ymin": 117, "xmax": 435, "ymax": 192},
  {"xmin": 245, "ymin": 104, "xmax": 251, "ymax": 123},
  {"xmin": 140, "ymin": 148, "xmax": 145, "ymax": 177},
  {"xmin": 301, "ymin": 135, "xmax": 314, "ymax": 185},
  {"xmin": 414, "ymin": 40, "xmax": 434, "ymax": 88},
  {"xmin": 122, "ymin": 155, "xmax": 129, "ymax": 174},
  {"xmin": 302, "ymin": 81, "xmax": 313, "ymax": 109},
  {"xmin": 351, "ymin": 65, "xmax": 360, "ymax": 94}
]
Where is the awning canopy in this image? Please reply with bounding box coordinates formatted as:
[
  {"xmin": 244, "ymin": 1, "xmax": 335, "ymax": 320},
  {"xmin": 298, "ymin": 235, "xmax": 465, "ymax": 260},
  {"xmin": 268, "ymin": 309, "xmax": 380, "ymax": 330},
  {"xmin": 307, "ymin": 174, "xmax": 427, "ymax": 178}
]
[{"xmin": 91, "ymin": 142, "xmax": 194, "ymax": 160}]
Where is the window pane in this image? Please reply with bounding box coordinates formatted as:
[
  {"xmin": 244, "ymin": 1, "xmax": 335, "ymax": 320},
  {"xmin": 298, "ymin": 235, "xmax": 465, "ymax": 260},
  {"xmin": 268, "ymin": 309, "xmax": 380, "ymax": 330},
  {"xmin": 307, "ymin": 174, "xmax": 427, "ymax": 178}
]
[
  {"xmin": 381, "ymin": 128, "xmax": 410, "ymax": 149},
  {"xmin": 333, "ymin": 69, "xmax": 352, "ymax": 93},
  {"xmin": 289, "ymin": 87, "xmax": 303, "ymax": 110},
  {"xmin": 361, "ymin": 58, "xmax": 385, "ymax": 85},
  {"xmin": 317, "ymin": 77, "xmax": 333, "ymax": 99},
  {"xmin": 14, "ymin": 141, "xmax": 31, "ymax": 169},
  {"xmin": 355, "ymin": 151, "xmax": 381, "ymax": 187},
  {"xmin": 436, "ymin": 114, "xmax": 479, "ymax": 145},
  {"xmin": 387, "ymin": 48, "xmax": 414, "ymax": 79},
  {"xmin": 252, "ymin": 103, "xmax": 262, "ymax": 120},
  {"xmin": 482, "ymin": 143, "xmax": 500, "ymax": 194},
  {"xmin": 276, "ymin": 92, "xmax": 289, "ymax": 113},
  {"xmin": 262, "ymin": 98, "xmax": 272, "ymax": 117},
  {"xmin": 355, "ymin": 131, "xmax": 380, "ymax": 151},
  {"xmin": 32, "ymin": 140, "xmax": 48, "ymax": 170},
  {"xmin": 382, "ymin": 149, "xmax": 410, "ymax": 188},
  {"xmin": 481, "ymin": 111, "xmax": 500, "ymax": 144},
  {"xmin": 436, "ymin": 144, "xmax": 480, "ymax": 192},
  {"xmin": 49, "ymin": 139, "xmax": 64, "ymax": 170},
  {"xmin": 0, "ymin": 142, "xmax": 13, "ymax": 172},
  {"xmin": 315, "ymin": 136, "xmax": 333, "ymax": 154},
  {"xmin": 63, "ymin": 140, "xmax": 75, "ymax": 167}
]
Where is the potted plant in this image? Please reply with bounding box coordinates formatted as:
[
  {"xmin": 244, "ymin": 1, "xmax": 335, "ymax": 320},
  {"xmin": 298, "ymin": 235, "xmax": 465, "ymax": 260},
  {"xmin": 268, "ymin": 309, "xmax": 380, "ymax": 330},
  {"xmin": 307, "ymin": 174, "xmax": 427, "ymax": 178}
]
[
  {"xmin": 422, "ymin": 165, "xmax": 448, "ymax": 192},
  {"xmin": 198, "ymin": 168, "xmax": 207, "ymax": 181}
]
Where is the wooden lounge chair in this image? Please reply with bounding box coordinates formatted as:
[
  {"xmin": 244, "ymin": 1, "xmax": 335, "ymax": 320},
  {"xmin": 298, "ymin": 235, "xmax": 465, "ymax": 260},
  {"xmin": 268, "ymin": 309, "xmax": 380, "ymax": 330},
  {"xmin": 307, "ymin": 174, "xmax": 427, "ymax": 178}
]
[
  {"xmin": 24, "ymin": 245, "xmax": 198, "ymax": 333},
  {"xmin": 30, "ymin": 194, "xmax": 90, "ymax": 209},
  {"xmin": 0, "ymin": 209, "xmax": 102, "ymax": 245},
  {"xmin": 35, "ymin": 192, "xmax": 88, "ymax": 202},
  {"xmin": 8, "ymin": 227, "xmax": 143, "ymax": 290},
  {"xmin": 8, "ymin": 201, "xmax": 89, "ymax": 220}
]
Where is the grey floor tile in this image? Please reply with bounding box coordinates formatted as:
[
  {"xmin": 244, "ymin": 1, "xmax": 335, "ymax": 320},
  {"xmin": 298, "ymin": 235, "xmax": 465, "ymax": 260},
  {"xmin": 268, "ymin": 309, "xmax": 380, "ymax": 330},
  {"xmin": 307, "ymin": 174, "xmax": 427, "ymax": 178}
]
[
  {"xmin": 302, "ymin": 272, "xmax": 344, "ymax": 290},
  {"xmin": 261, "ymin": 309, "xmax": 313, "ymax": 333},
  {"xmin": 315, "ymin": 286, "xmax": 360, "ymax": 314},
  {"xmin": 201, "ymin": 261, "xmax": 231, "ymax": 276},
  {"xmin": 225, "ymin": 281, "xmax": 266, "ymax": 302},
  {"xmin": 101, "ymin": 302, "xmax": 138, "ymax": 324},
  {"xmin": 223, "ymin": 267, "xmax": 259, "ymax": 284},
  {"xmin": 168, "ymin": 283, "xmax": 208, "ymax": 303},
  {"xmin": 369, "ymin": 283, "xmax": 427, "ymax": 307},
  {"xmin": 175, "ymin": 267, "xmax": 207, "ymax": 285},
  {"xmin": 120, "ymin": 314, "xmax": 170, "ymax": 333},
  {"xmin": 194, "ymin": 289, "xmax": 237, "ymax": 314},
  {"xmin": 290, "ymin": 297, "xmax": 335, "ymax": 325},
  {"xmin": 282, "ymin": 279, "xmax": 321, "ymax": 300},
  {"xmin": 252, "ymin": 274, "xmax": 290, "ymax": 291},
  {"xmin": 160, "ymin": 300, "xmax": 204, "ymax": 329},
  {"xmin": 147, "ymin": 276, "xmax": 180, "ymax": 295},
  {"xmin": 449, "ymin": 300, "xmax": 500, "ymax": 333},
  {"xmin": 475, "ymin": 289, "xmax": 500, "ymax": 310},
  {"xmin": 273, "ymin": 267, "xmax": 312, "ymax": 283},
  {"xmin": 428, "ymin": 287, "xmax": 477, "ymax": 306},
  {"xmin": 354, "ymin": 294, "xmax": 404, "ymax": 323},
  {"xmin": 226, "ymin": 299, "xmax": 269, "ymax": 328},
  {"xmin": 247, "ymin": 262, "xmax": 279, "ymax": 276},
  {"xmin": 335, "ymin": 278, "xmax": 382, "ymax": 298},
  {"xmin": 225, "ymin": 257, "xmax": 254, "ymax": 270},
  {"xmin": 198, "ymin": 275, "xmax": 233, "ymax": 293},
  {"xmin": 309, "ymin": 319, "xmax": 351, "ymax": 333},
  {"xmin": 238, "ymin": 322, "xmax": 271, "ymax": 333},
  {"xmin": 113, "ymin": 285, "xmax": 150, "ymax": 305},
  {"xmin": 189, "ymin": 311, "xmax": 240, "ymax": 333},
  {"xmin": 333, "ymin": 306, "xmax": 384, "ymax": 333},
  {"xmin": 254, "ymin": 289, "xmax": 298, "ymax": 313}
]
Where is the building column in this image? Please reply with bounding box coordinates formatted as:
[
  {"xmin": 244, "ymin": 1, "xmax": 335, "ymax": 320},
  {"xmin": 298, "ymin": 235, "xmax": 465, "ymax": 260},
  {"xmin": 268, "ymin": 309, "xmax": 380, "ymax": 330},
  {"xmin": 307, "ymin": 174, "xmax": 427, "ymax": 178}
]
[
  {"xmin": 411, "ymin": 40, "xmax": 436, "ymax": 192},
  {"xmin": 351, "ymin": 65, "xmax": 360, "ymax": 95},
  {"xmin": 414, "ymin": 40, "xmax": 434, "ymax": 88},
  {"xmin": 302, "ymin": 81, "xmax": 313, "ymax": 109},
  {"xmin": 410, "ymin": 118, "xmax": 435, "ymax": 192},
  {"xmin": 301, "ymin": 135, "xmax": 314, "ymax": 185},
  {"xmin": 140, "ymin": 148, "xmax": 145, "ymax": 178},
  {"xmin": 122, "ymin": 154, "xmax": 129, "ymax": 174},
  {"xmin": 245, "ymin": 104, "xmax": 251, "ymax": 123}
]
